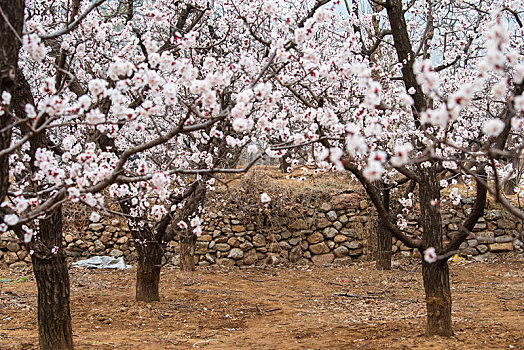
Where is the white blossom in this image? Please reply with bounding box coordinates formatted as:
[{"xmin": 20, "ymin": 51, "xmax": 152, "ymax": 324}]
[
  {"xmin": 260, "ymin": 193, "xmax": 271, "ymax": 203},
  {"xmin": 423, "ymin": 247, "xmax": 437, "ymax": 263},
  {"xmin": 482, "ymin": 119, "xmax": 505, "ymax": 137}
]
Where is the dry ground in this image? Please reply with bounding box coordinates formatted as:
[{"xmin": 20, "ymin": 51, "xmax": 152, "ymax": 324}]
[{"xmin": 1, "ymin": 255, "xmax": 523, "ymax": 350}]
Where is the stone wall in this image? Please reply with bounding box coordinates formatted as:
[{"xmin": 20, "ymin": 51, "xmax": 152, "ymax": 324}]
[
  {"xmin": 191, "ymin": 192, "xmax": 369, "ymax": 266},
  {"xmin": 1, "ymin": 194, "xmax": 523, "ymax": 268}
]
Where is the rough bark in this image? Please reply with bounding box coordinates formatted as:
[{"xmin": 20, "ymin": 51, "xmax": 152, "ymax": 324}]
[
  {"xmin": 419, "ymin": 167, "xmax": 452, "ymax": 336},
  {"xmin": 135, "ymin": 236, "xmax": 163, "ymax": 302},
  {"xmin": 31, "ymin": 206, "xmax": 74, "ymax": 350},
  {"xmin": 422, "ymin": 259, "xmax": 452, "ymax": 336},
  {"xmin": 374, "ymin": 181, "xmax": 391, "ymax": 270},
  {"xmin": 118, "ymin": 199, "xmax": 165, "ymax": 302},
  {"xmin": 180, "ymin": 233, "xmax": 197, "ymax": 271},
  {"xmin": 173, "ymin": 182, "xmax": 207, "ymax": 271},
  {"xmin": 6, "ymin": 13, "xmax": 75, "ymax": 346},
  {"xmin": 0, "ymin": 0, "xmax": 24, "ymax": 204}
]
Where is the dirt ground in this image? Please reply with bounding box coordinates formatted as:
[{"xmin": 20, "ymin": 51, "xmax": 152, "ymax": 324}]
[{"xmin": 0, "ymin": 255, "xmax": 523, "ymax": 350}]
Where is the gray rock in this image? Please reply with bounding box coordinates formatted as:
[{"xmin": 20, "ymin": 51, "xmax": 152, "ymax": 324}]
[
  {"xmin": 346, "ymin": 241, "xmax": 362, "ymax": 249},
  {"xmin": 460, "ymin": 247, "xmax": 478, "ymax": 256},
  {"xmin": 281, "ymin": 230, "xmax": 292, "ymax": 239},
  {"xmin": 279, "ymin": 241, "xmax": 292, "ymax": 250},
  {"xmin": 333, "ymin": 246, "xmax": 349, "ymax": 258},
  {"xmin": 265, "ymin": 254, "xmax": 281, "ymax": 265},
  {"xmin": 5, "ymin": 252, "xmax": 19, "ymax": 264},
  {"xmin": 476, "ymin": 244, "xmax": 489, "ymax": 254},
  {"xmin": 485, "ymin": 210, "xmax": 502, "ymax": 220},
  {"xmin": 228, "ymin": 248, "xmax": 244, "ymax": 260},
  {"xmin": 88, "ymin": 223, "xmax": 105, "ymax": 231},
  {"xmin": 323, "ymin": 227, "xmax": 338, "ymax": 239},
  {"xmin": 320, "ymin": 202, "xmax": 332, "ymax": 212},
  {"xmin": 316, "ymin": 217, "xmax": 331, "ymax": 229},
  {"xmin": 252, "ymin": 234, "xmax": 266, "ymax": 247},
  {"xmin": 289, "ymin": 237, "xmax": 301, "ymax": 246},
  {"xmin": 327, "ymin": 211, "xmax": 338, "ymax": 221},
  {"xmin": 110, "ymin": 249, "xmax": 123, "ymax": 258},
  {"xmin": 240, "ymin": 241, "xmax": 254, "ymax": 251},
  {"xmin": 467, "ymin": 239, "xmax": 478, "ymax": 247},
  {"xmin": 94, "ymin": 240, "xmax": 105, "ymax": 252},
  {"xmin": 497, "ymin": 219, "xmax": 515, "ymax": 229}
]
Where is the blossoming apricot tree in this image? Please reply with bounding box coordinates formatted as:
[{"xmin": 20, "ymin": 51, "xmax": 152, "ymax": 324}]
[{"xmin": 232, "ymin": 0, "xmax": 524, "ymax": 337}]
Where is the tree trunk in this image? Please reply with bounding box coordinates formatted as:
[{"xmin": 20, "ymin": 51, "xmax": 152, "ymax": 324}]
[
  {"xmin": 31, "ymin": 206, "xmax": 74, "ymax": 350},
  {"xmin": 135, "ymin": 241, "xmax": 163, "ymax": 302},
  {"xmin": 375, "ymin": 183, "xmax": 391, "ymax": 270},
  {"xmin": 419, "ymin": 167, "xmax": 453, "ymax": 336},
  {"xmin": 422, "ymin": 260, "xmax": 452, "ymax": 336},
  {"xmin": 180, "ymin": 233, "xmax": 196, "ymax": 272},
  {"xmin": 0, "ymin": 0, "xmax": 24, "ymax": 205},
  {"xmin": 279, "ymin": 151, "xmax": 291, "ymax": 173},
  {"xmin": 375, "ymin": 219, "xmax": 392, "ymax": 270}
]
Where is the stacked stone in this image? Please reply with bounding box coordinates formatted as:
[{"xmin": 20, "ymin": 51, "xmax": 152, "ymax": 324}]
[
  {"xmin": 62, "ymin": 219, "xmax": 135, "ymax": 260},
  {"xmin": 2, "ymin": 194, "xmax": 523, "ymax": 268},
  {"xmin": 0, "ymin": 231, "xmax": 30, "ymax": 268},
  {"xmin": 189, "ymin": 192, "xmax": 368, "ymax": 266},
  {"xmin": 392, "ymin": 198, "xmax": 522, "ymax": 256}
]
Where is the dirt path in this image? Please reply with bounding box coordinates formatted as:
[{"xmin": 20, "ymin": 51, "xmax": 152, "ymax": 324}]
[{"xmin": 1, "ymin": 256, "xmax": 523, "ymax": 349}]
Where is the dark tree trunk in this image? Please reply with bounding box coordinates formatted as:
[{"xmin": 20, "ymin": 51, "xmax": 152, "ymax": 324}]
[
  {"xmin": 0, "ymin": 0, "xmax": 24, "ymax": 205},
  {"xmin": 375, "ymin": 183, "xmax": 391, "ymax": 270},
  {"xmin": 135, "ymin": 239, "xmax": 163, "ymax": 302},
  {"xmin": 422, "ymin": 260, "xmax": 452, "ymax": 336},
  {"xmin": 375, "ymin": 219, "xmax": 392, "ymax": 270},
  {"xmin": 172, "ymin": 182, "xmax": 207, "ymax": 271},
  {"xmin": 180, "ymin": 233, "xmax": 196, "ymax": 271},
  {"xmin": 31, "ymin": 206, "xmax": 74, "ymax": 350},
  {"xmin": 419, "ymin": 167, "xmax": 452, "ymax": 336}
]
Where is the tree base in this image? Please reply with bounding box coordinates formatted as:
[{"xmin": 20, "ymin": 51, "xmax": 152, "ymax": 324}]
[
  {"xmin": 32, "ymin": 254, "xmax": 74, "ymax": 350},
  {"xmin": 136, "ymin": 264, "xmax": 161, "ymax": 302},
  {"xmin": 423, "ymin": 261, "xmax": 453, "ymax": 336}
]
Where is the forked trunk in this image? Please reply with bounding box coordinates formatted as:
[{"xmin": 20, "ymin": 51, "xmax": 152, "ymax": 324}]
[
  {"xmin": 419, "ymin": 167, "xmax": 453, "ymax": 336},
  {"xmin": 32, "ymin": 206, "xmax": 74, "ymax": 350},
  {"xmin": 135, "ymin": 241, "xmax": 163, "ymax": 302}
]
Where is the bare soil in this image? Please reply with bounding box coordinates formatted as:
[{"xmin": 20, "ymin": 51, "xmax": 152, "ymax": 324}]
[{"xmin": 1, "ymin": 255, "xmax": 523, "ymax": 350}]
